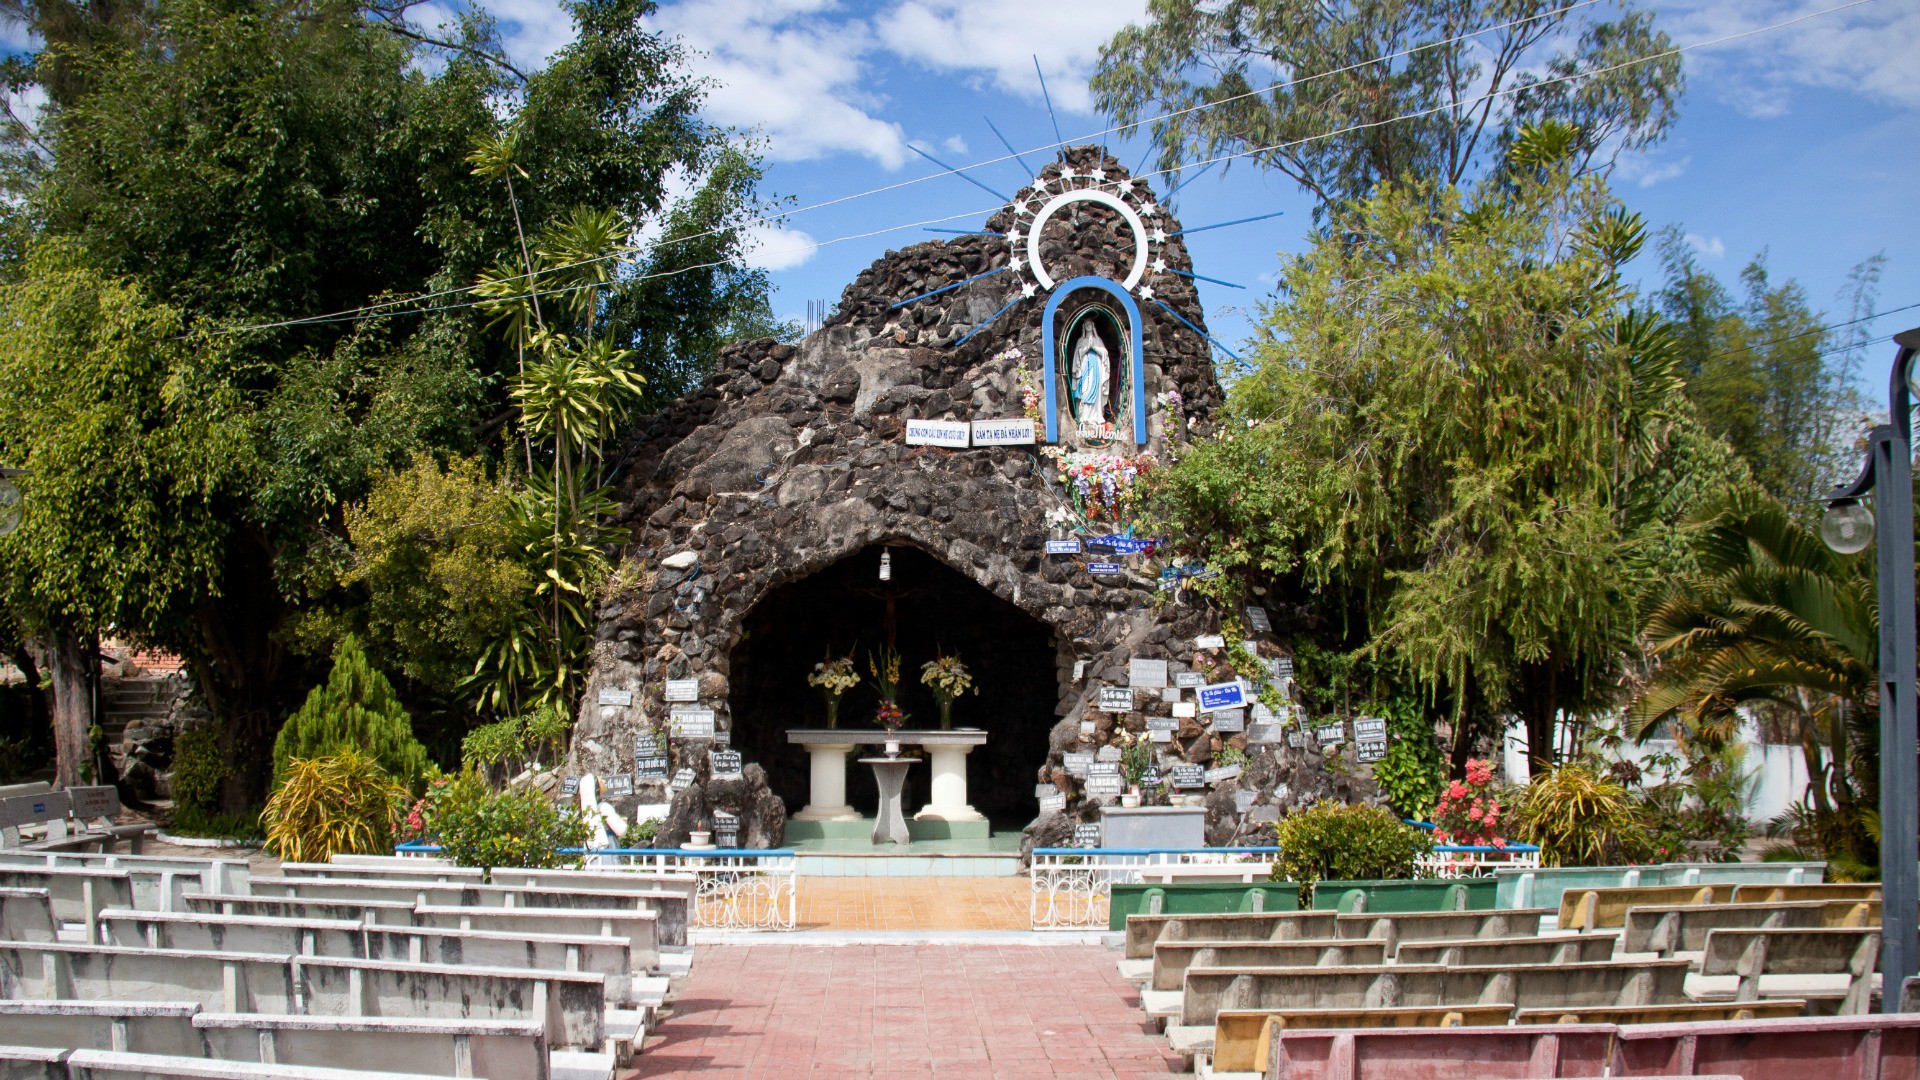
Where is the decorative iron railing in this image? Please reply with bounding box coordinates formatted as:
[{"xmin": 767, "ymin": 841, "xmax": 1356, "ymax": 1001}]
[
  {"xmin": 393, "ymin": 843, "xmax": 798, "ymax": 931},
  {"xmin": 1416, "ymin": 844, "xmax": 1541, "ymax": 878},
  {"xmin": 1028, "ymin": 847, "xmax": 1281, "ymax": 930}
]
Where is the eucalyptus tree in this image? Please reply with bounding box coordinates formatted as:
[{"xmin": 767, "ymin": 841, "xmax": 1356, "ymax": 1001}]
[{"xmin": 1093, "ymin": 0, "xmax": 1685, "ymax": 213}]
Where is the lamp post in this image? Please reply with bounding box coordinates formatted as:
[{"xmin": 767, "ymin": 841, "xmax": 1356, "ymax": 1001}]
[{"xmin": 1822, "ymin": 327, "xmax": 1920, "ymax": 1011}]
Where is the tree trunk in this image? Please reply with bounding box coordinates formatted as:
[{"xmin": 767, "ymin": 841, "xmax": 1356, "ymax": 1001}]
[
  {"xmin": 31, "ymin": 627, "xmax": 91, "ymax": 788},
  {"xmin": 187, "ymin": 531, "xmax": 300, "ymax": 812},
  {"xmin": 1517, "ymin": 661, "xmax": 1561, "ymax": 779}
]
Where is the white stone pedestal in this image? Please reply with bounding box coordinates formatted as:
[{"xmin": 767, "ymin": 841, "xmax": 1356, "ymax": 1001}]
[
  {"xmin": 914, "ymin": 740, "xmax": 985, "ymax": 823},
  {"xmin": 792, "ymin": 742, "xmax": 859, "ymax": 822}
]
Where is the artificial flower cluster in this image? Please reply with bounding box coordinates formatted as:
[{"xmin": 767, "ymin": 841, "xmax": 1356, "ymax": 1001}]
[
  {"xmin": 807, "ymin": 656, "xmax": 860, "ymax": 696},
  {"xmin": 1060, "ymin": 452, "xmax": 1154, "ymax": 523},
  {"xmin": 874, "ymin": 701, "xmax": 907, "ymax": 731},
  {"xmin": 1431, "ymin": 758, "xmax": 1505, "ymax": 848}
]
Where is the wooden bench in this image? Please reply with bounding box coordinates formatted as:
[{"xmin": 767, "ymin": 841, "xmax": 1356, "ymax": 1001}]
[
  {"xmin": 1698, "ymin": 926, "xmax": 1881, "ymax": 1014},
  {"xmin": 1262, "ymin": 1021, "xmax": 1618, "ymax": 1079},
  {"xmin": 1557, "ymin": 884, "xmax": 1736, "ymax": 931},
  {"xmin": 1393, "ymin": 934, "xmax": 1617, "ymax": 967},
  {"xmin": 1622, "ymin": 899, "xmax": 1879, "ymax": 956},
  {"xmin": 1208, "ymin": 1006, "xmax": 1513, "ymax": 1072},
  {"xmin": 1730, "ymin": 882, "xmax": 1882, "ymax": 905},
  {"xmin": 1607, "ymin": 1012, "xmax": 1920, "ymax": 1078},
  {"xmin": 1148, "ymin": 939, "xmax": 1388, "ymax": 991},
  {"xmin": 1175, "ymin": 959, "xmax": 1694, "ymax": 1029}
]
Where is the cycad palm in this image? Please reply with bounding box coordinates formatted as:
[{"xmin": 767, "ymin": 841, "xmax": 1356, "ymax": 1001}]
[{"xmin": 1628, "ymin": 492, "xmax": 1879, "ymax": 870}]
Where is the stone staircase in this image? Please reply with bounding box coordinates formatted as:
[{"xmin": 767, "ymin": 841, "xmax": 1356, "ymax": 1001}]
[{"xmin": 102, "ymin": 676, "xmax": 185, "ymax": 771}]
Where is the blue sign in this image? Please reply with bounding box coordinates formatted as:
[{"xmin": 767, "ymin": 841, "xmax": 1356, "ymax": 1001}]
[
  {"xmin": 1045, "ymin": 539, "xmax": 1082, "ymax": 555},
  {"xmin": 1087, "ymin": 562, "xmax": 1123, "ymax": 576},
  {"xmin": 1089, "ymin": 535, "xmax": 1157, "ymax": 555},
  {"xmin": 1196, "ymin": 680, "xmax": 1247, "ymax": 712}
]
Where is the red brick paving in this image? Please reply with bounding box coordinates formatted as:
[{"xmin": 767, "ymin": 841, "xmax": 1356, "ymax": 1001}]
[{"xmin": 635, "ymin": 944, "xmax": 1182, "ymax": 1078}]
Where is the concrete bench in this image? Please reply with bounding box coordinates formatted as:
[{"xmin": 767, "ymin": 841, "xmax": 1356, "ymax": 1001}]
[
  {"xmin": 244, "ymin": 877, "xmax": 688, "ymax": 946},
  {"xmin": 0, "ymin": 1044, "xmax": 65, "ymax": 1080},
  {"xmin": 1335, "ymin": 909, "xmax": 1551, "ymax": 956},
  {"xmin": 1176, "ymin": 959, "xmax": 1694, "ymax": 1028},
  {"xmin": 62, "ymin": 1049, "xmax": 456, "ymax": 1080},
  {"xmin": 181, "ymin": 896, "xmax": 663, "ymax": 971},
  {"xmin": 1731, "ymin": 882, "xmax": 1882, "ymax": 905},
  {"xmin": 1623, "ymin": 899, "xmax": 1879, "ymax": 956},
  {"xmin": 0, "ymin": 1000, "xmax": 204, "ymax": 1056},
  {"xmin": 1607, "ymin": 1012, "xmax": 1920, "ymax": 1078},
  {"xmin": 1149, "ymin": 940, "xmax": 1387, "ymax": 991},
  {"xmin": 0, "ymin": 787, "xmax": 152, "ymax": 855},
  {"xmin": 1262, "ymin": 1021, "xmax": 1618, "ymax": 1079},
  {"xmin": 1512, "ymin": 1000, "xmax": 1806, "ymax": 1025},
  {"xmin": 1206, "ymin": 1006, "xmax": 1513, "ymax": 1073},
  {"xmin": 1493, "ymin": 861, "xmax": 1826, "ymax": 913},
  {"xmin": 0, "ymin": 940, "xmax": 610, "ymax": 1051},
  {"xmin": 0, "ymin": 870, "xmax": 136, "ymax": 940},
  {"xmin": 0, "ymin": 853, "xmax": 248, "ymax": 896},
  {"xmin": 0, "ymin": 890, "xmax": 57, "ymax": 942},
  {"xmin": 279, "ymin": 862, "xmax": 489, "ymax": 883},
  {"xmin": 1698, "ymin": 926, "xmax": 1881, "ymax": 1014},
  {"xmin": 1558, "ymin": 884, "xmax": 1736, "ymax": 931},
  {"xmin": 103, "ymin": 909, "xmax": 641, "ymax": 1003},
  {"xmin": 1123, "ymin": 911, "xmax": 1341, "ymax": 959},
  {"xmin": 193, "ymin": 1013, "xmax": 563, "ymax": 1080},
  {"xmin": 1393, "ymin": 935, "xmax": 1618, "ymax": 967}
]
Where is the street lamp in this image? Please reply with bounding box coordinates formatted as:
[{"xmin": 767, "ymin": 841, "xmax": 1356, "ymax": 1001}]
[
  {"xmin": 0, "ymin": 468, "xmax": 24, "ymax": 538},
  {"xmin": 1822, "ymin": 326, "xmax": 1920, "ymax": 1012}
]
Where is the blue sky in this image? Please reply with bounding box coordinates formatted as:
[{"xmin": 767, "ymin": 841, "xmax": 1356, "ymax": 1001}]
[{"xmin": 8, "ymin": 0, "xmax": 1916, "ymax": 377}]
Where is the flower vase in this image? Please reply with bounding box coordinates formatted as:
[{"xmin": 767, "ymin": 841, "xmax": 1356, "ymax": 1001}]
[
  {"xmin": 885, "ymin": 739, "xmax": 900, "ymax": 757},
  {"xmin": 825, "ymin": 697, "xmax": 840, "ymax": 729},
  {"xmin": 938, "ymin": 702, "xmax": 952, "ymax": 731},
  {"xmin": 1120, "ymin": 791, "xmax": 1143, "ymax": 809}
]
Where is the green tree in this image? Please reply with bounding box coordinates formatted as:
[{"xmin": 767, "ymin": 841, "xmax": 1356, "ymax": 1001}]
[
  {"xmin": 1627, "ymin": 494, "xmax": 1878, "ymax": 874},
  {"xmin": 0, "ymin": 0, "xmax": 778, "ymax": 805},
  {"xmin": 1150, "ymin": 126, "xmax": 1744, "ymax": 774},
  {"xmin": 1656, "ymin": 229, "xmax": 1876, "ymax": 513},
  {"xmin": 1093, "ymin": 0, "xmax": 1684, "ymax": 212},
  {"xmin": 272, "ymin": 634, "xmax": 432, "ymax": 793}
]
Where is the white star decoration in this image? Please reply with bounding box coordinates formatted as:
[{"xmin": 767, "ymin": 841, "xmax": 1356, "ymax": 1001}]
[
  {"xmin": 1021, "ymin": 281, "xmax": 1038, "ymax": 298},
  {"xmin": 1151, "ymin": 228, "xmax": 1167, "ymax": 243},
  {"xmin": 1091, "ymin": 169, "xmax": 1107, "ymax": 182},
  {"xmin": 1151, "ymin": 258, "xmax": 1167, "ymax": 273},
  {"xmin": 1138, "ymin": 286, "xmax": 1155, "ymax": 300}
]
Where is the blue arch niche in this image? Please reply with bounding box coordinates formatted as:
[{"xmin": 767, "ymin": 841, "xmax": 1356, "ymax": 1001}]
[{"xmin": 1042, "ymin": 276, "xmax": 1147, "ymax": 448}]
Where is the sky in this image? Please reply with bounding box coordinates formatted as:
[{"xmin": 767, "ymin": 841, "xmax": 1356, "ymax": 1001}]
[{"xmin": 8, "ymin": 0, "xmax": 1916, "ymax": 382}]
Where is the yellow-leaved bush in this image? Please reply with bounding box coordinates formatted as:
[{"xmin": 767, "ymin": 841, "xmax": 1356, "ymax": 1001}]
[{"xmin": 261, "ymin": 751, "xmax": 407, "ymax": 864}]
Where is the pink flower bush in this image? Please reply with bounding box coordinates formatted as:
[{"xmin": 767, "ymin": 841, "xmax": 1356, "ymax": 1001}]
[{"xmin": 1431, "ymin": 758, "xmax": 1504, "ymax": 847}]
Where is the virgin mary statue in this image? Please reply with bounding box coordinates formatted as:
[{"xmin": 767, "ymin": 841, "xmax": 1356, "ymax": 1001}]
[{"xmin": 1071, "ymin": 321, "xmax": 1110, "ymax": 427}]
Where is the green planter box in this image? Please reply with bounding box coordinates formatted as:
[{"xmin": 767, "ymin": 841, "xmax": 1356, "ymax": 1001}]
[
  {"xmin": 1108, "ymin": 881, "xmax": 1301, "ymax": 929},
  {"xmin": 1309, "ymin": 877, "xmax": 1496, "ymax": 914}
]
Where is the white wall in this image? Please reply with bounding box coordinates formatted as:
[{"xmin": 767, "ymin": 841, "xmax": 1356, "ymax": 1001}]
[{"xmin": 1500, "ymin": 720, "xmax": 1810, "ymax": 826}]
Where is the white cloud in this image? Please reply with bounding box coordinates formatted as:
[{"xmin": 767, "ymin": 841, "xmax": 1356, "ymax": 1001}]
[
  {"xmin": 1612, "ymin": 151, "xmax": 1692, "ymax": 188},
  {"xmin": 476, "ymin": 0, "xmax": 577, "ymax": 70},
  {"xmin": 876, "ymin": 0, "xmax": 1147, "ymax": 114},
  {"xmin": 941, "ymin": 135, "xmax": 969, "ymax": 155},
  {"xmin": 1686, "ymin": 232, "xmax": 1727, "ymax": 260},
  {"xmin": 1661, "ymin": 1, "xmax": 1920, "ymax": 117},
  {"xmin": 742, "ymin": 222, "xmax": 819, "ymax": 271},
  {"xmin": 651, "ymin": 0, "xmax": 909, "ymax": 167}
]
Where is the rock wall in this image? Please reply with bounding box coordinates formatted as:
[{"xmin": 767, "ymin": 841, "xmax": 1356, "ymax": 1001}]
[{"xmin": 572, "ymin": 147, "xmax": 1369, "ymax": 849}]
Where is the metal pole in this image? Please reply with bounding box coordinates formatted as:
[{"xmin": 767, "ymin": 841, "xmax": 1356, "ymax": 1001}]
[{"xmin": 1872, "ymin": 417, "xmax": 1919, "ymax": 1009}]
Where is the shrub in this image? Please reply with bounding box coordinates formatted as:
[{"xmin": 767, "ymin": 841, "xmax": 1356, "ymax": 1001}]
[
  {"xmin": 1431, "ymin": 758, "xmax": 1505, "ymax": 846},
  {"xmin": 1370, "ymin": 711, "xmax": 1446, "ymax": 819},
  {"xmin": 418, "ymin": 770, "xmax": 591, "ymax": 877},
  {"xmin": 169, "ymin": 724, "xmax": 228, "ymax": 824},
  {"xmin": 460, "ymin": 703, "xmax": 571, "ymax": 776},
  {"xmin": 1512, "ymin": 763, "xmax": 1655, "ymax": 866},
  {"xmin": 1270, "ymin": 801, "xmax": 1433, "ymax": 906},
  {"xmin": 273, "ymin": 635, "xmax": 431, "ymax": 793},
  {"xmin": 260, "ymin": 751, "xmax": 406, "ymax": 863}
]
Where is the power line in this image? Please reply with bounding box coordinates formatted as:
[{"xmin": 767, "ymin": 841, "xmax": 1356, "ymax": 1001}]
[
  {"xmin": 203, "ymin": 0, "xmax": 1623, "ymax": 336},
  {"xmin": 205, "ymin": 0, "xmax": 1873, "ymax": 338}
]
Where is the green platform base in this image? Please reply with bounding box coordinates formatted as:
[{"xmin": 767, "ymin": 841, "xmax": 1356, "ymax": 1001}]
[{"xmin": 787, "ymin": 817, "xmax": 992, "ymax": 844}]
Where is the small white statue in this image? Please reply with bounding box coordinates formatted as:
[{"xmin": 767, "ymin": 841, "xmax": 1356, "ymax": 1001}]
[
  {"xmin": 575, "ymin": 774, "xmax": 627, "ymax": 866},
  {"xmin": 1071, "ymin": 322, "xmax": 1110, "ymax": 427}
]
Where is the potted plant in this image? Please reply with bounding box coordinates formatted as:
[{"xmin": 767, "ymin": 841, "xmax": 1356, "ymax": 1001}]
[
  {"xmin": 807, "ymin": 654, "xmax": 860, "ymax": 728},
  {"xmin": 920, "ymin": 652, "xmax": 976, "ymax": 730}
]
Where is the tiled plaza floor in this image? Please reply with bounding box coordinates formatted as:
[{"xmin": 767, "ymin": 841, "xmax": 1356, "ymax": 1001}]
[
  {"xmin": 635, "ymin": 943, "xmax": 1181, "ymax": 1078},
  {"xmin": 795, "ymin": 876, "xmax": 1032, "ymax": 931}
]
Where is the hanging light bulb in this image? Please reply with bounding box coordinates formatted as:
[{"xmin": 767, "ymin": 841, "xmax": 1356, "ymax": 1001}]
[
  {"xmin": 879, "ymin": 547, "xmax": 892, "ymax": 582},
  {"xmin": 1822, "ymin": 500, "xmax": 1875, "ymax": 555}
]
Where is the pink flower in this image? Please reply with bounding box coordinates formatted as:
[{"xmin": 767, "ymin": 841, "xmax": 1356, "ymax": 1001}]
[
  {"xmin": 1468, "ymin": 806, "xmax": 1484, "ymax": 822},
  {"xmin": 1491, "ymin": 838, "xmax": 1506, "ymax": 850}
]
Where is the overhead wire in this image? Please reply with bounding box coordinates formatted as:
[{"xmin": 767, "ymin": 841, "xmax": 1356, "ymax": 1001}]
[
  {"xmin": 204, "ymin": 0, "xmax": 1876, "ymax": 339},
  {"xmin": 202, "ymin": 0, "xmax": 1631, "ymax": 336}
]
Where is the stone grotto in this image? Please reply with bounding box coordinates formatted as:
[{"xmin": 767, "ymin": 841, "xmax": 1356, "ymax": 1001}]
[{"xmin": 567, "ymin": 146, "xmax": 1369, "ymax": 854}]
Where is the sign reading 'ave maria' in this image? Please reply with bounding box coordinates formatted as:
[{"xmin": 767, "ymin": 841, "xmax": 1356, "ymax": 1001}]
[{"xmin": 904, "ymin": 419, "xmax": 971, "ymax": 447}]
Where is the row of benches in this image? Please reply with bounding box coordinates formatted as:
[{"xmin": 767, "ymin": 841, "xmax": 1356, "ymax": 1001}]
[
  {"xmin": 0, "ymin": 785, "xmax": 153, "ymax": 855},
  {"xmin": 0, "ymin": 848, "xmax": 701, "ymax": 1079},
  {"xmin": 1118, "ymin": 878, "xmax": 1892, "ymax": 1075}
]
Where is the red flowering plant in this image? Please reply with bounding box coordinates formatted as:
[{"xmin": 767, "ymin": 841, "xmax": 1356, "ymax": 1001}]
[{"xmin": 1430, "ymin": 758, "xmax": 1505, "ymax": 849}]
